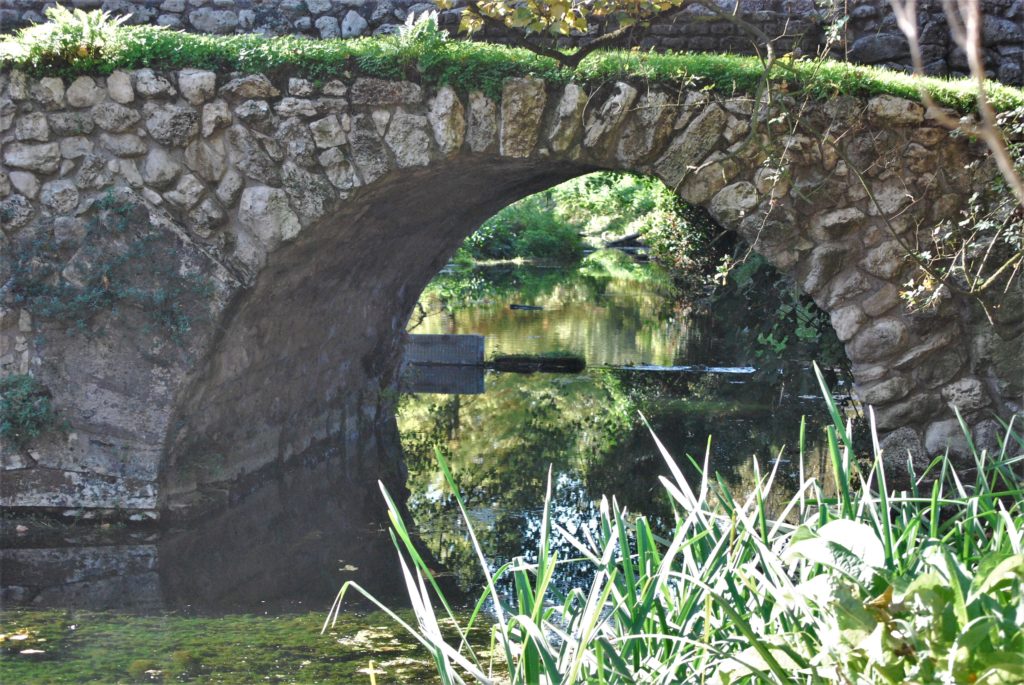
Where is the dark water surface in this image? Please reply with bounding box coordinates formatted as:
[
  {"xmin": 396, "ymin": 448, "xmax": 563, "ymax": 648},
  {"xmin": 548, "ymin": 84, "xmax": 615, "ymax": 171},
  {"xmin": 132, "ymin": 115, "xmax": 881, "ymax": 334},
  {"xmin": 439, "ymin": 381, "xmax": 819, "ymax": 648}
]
[{"xmin": 1, "ymin": 252, "xmax": 839, "ymax": 683}]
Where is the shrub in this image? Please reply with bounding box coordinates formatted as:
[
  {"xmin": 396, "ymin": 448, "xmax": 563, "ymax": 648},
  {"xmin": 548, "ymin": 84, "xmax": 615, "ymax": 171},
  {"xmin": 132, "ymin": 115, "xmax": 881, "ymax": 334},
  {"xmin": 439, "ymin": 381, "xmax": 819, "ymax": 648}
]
[
  {"xmin": 0, "ymin": 374, "xmax": 58, "ymax": 450},
  {"xmin": 328, "ymin": 366, "xmax": 1024, "ymax": 683},
  {"xmin": 0, "ymin": 5, "xmax": 130, "ymax": 72},
  {"xmin": 463, "ymin": 191, "xmax": 583, "ymax": 263}
]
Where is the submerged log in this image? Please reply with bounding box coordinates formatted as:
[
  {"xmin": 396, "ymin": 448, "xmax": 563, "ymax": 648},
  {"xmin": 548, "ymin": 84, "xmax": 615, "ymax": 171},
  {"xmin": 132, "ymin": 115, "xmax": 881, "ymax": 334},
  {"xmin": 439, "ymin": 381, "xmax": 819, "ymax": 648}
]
[{"xmin": 488, "ymin": 354, "xmax": 586, "ymax": 374}]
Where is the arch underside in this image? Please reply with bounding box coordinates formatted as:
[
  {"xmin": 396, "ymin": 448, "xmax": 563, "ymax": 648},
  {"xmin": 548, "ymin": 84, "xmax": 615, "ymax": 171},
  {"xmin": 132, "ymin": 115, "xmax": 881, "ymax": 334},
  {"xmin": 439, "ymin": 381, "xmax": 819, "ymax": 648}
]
[{"xmin": 1, "ymin": 71, "xmax": 1019, "ymax": 518}]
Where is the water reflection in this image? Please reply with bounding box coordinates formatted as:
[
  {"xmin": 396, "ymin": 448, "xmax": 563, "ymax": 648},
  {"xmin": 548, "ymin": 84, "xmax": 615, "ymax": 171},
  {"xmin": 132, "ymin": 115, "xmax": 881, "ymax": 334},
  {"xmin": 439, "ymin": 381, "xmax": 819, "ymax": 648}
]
[
  {"xmin": 399, "ymin": 252, "xmax": 836, "ymax": 592},
  {"xmin": 1, "ymin": 455, "xmax": 407, "ymax": 615}
]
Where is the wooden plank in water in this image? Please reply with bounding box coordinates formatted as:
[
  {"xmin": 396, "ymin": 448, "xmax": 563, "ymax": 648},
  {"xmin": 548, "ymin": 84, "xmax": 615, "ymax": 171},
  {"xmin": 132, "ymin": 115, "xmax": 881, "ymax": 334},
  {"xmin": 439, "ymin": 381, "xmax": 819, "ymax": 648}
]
[
  {"xmin": 401, "ymin": 363, "xmax": 485, "ymax": 394},
  {"xmin": 404, "ymin": 334, "xmax": 485, "ymax": 366}
]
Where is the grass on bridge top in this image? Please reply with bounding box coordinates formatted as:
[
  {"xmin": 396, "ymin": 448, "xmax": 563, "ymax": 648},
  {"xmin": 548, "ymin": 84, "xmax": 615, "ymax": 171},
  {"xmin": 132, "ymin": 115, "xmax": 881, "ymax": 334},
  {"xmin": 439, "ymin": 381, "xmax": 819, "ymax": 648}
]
[{"xmin": 2, "ymin": 19, "xmax": 1023, "ymax": 112}]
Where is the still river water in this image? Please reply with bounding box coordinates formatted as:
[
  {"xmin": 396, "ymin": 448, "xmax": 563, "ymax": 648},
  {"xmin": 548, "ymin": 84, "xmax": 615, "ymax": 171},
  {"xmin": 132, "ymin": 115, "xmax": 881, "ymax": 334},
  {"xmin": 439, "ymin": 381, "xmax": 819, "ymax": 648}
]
[{"xmin": 1, "ymin": 252, "xmax": 838, "ymax": 684}]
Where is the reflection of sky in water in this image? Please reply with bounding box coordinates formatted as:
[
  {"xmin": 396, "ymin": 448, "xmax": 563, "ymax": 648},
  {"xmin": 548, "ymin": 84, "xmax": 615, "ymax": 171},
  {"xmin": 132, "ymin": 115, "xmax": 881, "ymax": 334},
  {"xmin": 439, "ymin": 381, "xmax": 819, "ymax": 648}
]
[{"xmin": 400, "ymin": 255, "xmax": 835, "ymax": 594}]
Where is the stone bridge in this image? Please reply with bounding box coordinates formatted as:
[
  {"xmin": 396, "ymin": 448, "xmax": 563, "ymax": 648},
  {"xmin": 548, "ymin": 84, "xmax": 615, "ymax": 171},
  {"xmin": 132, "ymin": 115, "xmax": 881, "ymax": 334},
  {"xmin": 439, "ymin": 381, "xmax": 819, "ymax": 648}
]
[{"xmin": 1, "ymin": 68, "xmax": 1021, "ymax": 519}]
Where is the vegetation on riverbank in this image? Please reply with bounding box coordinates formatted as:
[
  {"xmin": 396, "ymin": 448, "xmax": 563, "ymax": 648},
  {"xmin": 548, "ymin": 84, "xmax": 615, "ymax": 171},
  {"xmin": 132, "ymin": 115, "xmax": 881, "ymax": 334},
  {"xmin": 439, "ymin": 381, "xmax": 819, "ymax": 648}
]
[
  {"xmin": 340, "ymin": 377, "xmax": 1024, "ymax": 683},
  {"xmin": 3, "ymin": 8, "xmax": 1023, "ymax": 110},
  {"xmin": 0, "ymin": 608, "xmax": 455, "ymax": 683}
]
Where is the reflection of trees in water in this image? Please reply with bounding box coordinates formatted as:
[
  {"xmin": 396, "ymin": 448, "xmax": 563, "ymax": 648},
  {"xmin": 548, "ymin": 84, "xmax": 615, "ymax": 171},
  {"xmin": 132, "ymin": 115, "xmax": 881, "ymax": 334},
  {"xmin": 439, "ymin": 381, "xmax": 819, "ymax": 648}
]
[{"xmin": 397, "ymin": 365, "xmax": 833, "ymax": 592}]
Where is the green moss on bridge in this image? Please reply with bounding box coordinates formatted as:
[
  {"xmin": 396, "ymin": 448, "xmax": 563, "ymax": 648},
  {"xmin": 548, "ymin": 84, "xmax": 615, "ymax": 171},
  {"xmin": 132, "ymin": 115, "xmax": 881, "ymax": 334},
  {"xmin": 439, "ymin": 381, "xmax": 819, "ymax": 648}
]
[{"xmin": 2, "ymin": 22, "xmax": 1023, "ymax": 111}]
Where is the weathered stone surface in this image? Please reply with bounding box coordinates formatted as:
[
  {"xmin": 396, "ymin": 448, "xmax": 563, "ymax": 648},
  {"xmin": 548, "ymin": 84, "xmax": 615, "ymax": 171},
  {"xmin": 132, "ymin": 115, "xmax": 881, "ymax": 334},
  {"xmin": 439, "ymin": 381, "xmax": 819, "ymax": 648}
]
[
  {"xmin": 100, "ymin": 133, "xmax": 147, "ymax": 157},
  {"xmin": 941, "ymin": 376, "xmax": 989, "ymax": 412},
  {"xmin": 274, "ymin": 98, "xmax": 320, "ymax": 118},
  {"xmin": 316, "ymin": 15, "xmax": 340, "ymax": 38},
  {"xmin": 310, "ymin": 115, "xmax": 347, "ymax": 148},
  {"xmin": 427, "ymin": 87, "xmax": 465, "ymax": 157},
  {"xmin": 106, "ymin": 71, "xmax": 134, "ymax": 104},
  {"xmin": 350, "ymin": 78, "xmax": 421, "ymax": 106},
  {"xmin": 220, "ymin": 75, "xmax": 280, "ymax": 100},
  {"xmin": 384, "ymin": 110, "xmax": 432, "ymax": 168},
  {"xmin": 924, "ymin": 419, "xmax": 969, "ymax": 456},
  {"xmin": 869, "ymin": 183, "xmax": 912, "ymax": 216},
  {"xmin": 466, "ymin": 91, "xmax": 497, "ymax": 153},
  {"xmin": 184, "ymin": 137, "xmax": 228, "ymax": 182},
  {"xmin": 202, "ymin": 100, "xmax": 232, "ymax": 137},
  {"xmin": 583, "ymin": 82, "xmax": 638, "ymax": 150},
  {"xmin": 188, "ymin": 7, "xmax": 238, "ymax": 33},
  {"xmin": 867, "ymin": 95, "xmax": 924, "ymax": 126},
  {"xmin": 31, "ymin": 77, "xmax": 64, "ymax": 109},
  {"xmin": 830, "ymin": 304, "xmax": 866, "ymax": 342},
  {"xmin": 348, "ymin": 115, "xmax": 391, "ymax": 184},
  {"xmin": 8, "ymin": 171, "xmax": 39, "ymax": 199},
  {"xmin": 860, "ymin": 283, "xmax": 900, "ymax": 317},
  {"xmin": 616, "ymin": 90, "xmax": 675, "ymax": 164},
  {"xmin": 850, "ymin": 34, "xmax": 909, "ymax": 64},
  {"xmin": 342, "ymin": 9, "xmax": 368, "ymax": 37},
  {"xmin": 500, "ymin": 78, "xmax": 547, "ymax": 158},
  {"xmin": 810, "ymin": 208, "xmax": 864, "ymax": 241},
  {"xmin": 227, "ymin": 125, "xmax": 281, "ymax": 184},
  {"xmin": 861, "ymin": 240, "xmax": 906, "ymax": 279},
  {"xmin": 59, "ymin": 136, "xmax": 93, "ymax": 159},
  {"xmin": 547, "ymin": 84, "xmax": 587, "ymax": 154},
  {"xmin": 75, "ymin": 154, "xmax": 113, "ymax": 189},
  {"xmin": 879, "ymin": 426, "xmax": 927, "ymax": 481},
  {"xmin": 653, "ymin": 105, "xmax": 726, "ymax": 189},
  {"xmin": 874, "ymin": 392, "xmax": 941, "ymax": 430},
  {"xmin": 215, "ymin": 167, "xmax": 244, "ymax": 205},
  {"xmin": 281, "ymin": 162, "xmax": 334, "ymax": 223},
  {"xmin": 188, "ymin": 196, "xmax": 226, "ymax": 237},
  {"xmin": 3, "ymin": 142, "xmax": 60, "ymax": 173},
  {"xmin": 39, "ymin": 179, "xmax": 79, "ymax": 214},
  {"xmin": 827, "ymin": 270, "xmax": 875, "ymax": 309},
  {"xmin": 234, "ymin": 99, "xmax": 270, "ymax": 123},
  {"xmin": 142, "ymin": 148, "xmax": 182, "ymax": 188},
  {"xmin": 913, "ymin": 347, "xmax": 965, "ymax": 389},
  {"xmin": 848, "ymin": 318, "xmax": 909, "ymax": 362},
  {"xmin": 48, "ymin": 112, "xmax": 94, "ymax": 136},
  {"xmin": 709, "ymin": 182, "xmax": 758, "ymax": 225},
  {"xmin": 798, "ymin": 242, "xmax": 848, "ymax": 295},
  {"xmin": 318, "ymin": 147, "xmax": 359, "ymax": 190},
  {"xmin": 178, "ymin": 69, "xmax": 217, "ymax": 106},
  {"xmin": 93, "ymin": 102, "xmax": 141, "ymax": 133},
  {"xmin": 66, "ymin": 76, "xmax": 103, "ymax": 108},
  {"xmin": 15, "ymin": 112, "xmax": 49, "ymax": 142},
  {"xmin": 0, "ymin": 194, "xmax": 33, "ymax": 229},
  {"xmin": 133, "ymin": 69, "xmax": 176, "ymax": 98},
  {"xmin": 857, "ymin": 375, "xmax": 911, "ymax": 405},
  {"xmin": 164, "ymin": 173, "xmax": 205, "ymax": 209},
  {"xmin": 146, "ymin": 105, "xmax": 200, "ymax": 147},
  {"xmin": 238, "ymin": 186, "xmax": 302, "ymax": 248}
]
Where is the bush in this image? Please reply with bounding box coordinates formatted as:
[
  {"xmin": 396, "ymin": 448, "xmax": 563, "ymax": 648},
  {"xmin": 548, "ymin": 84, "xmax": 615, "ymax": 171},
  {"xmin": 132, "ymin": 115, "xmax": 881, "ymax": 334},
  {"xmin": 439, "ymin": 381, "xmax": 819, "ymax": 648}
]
[
  {"xmin": 0, "ymin": 374, "xmax": 58, "ymax": 450},
  {"xmin": 328, "ymin": 367, "xmax": 1024, "ymax": 684},
  {"xmin": 0, "ymin": 5, "xmax": 129, "ymax": 72},
  {"xmin": 462, "ymin": 191, "xmax": 583, "ymax": 263}
]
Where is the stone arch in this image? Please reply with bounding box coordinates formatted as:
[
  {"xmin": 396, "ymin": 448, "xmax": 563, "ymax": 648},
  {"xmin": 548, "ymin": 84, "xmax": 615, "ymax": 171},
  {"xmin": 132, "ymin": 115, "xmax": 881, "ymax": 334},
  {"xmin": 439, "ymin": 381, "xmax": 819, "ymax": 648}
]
[{"xmin": 0, "ymin": 69, "xmax": 1012, "ymax": 518}]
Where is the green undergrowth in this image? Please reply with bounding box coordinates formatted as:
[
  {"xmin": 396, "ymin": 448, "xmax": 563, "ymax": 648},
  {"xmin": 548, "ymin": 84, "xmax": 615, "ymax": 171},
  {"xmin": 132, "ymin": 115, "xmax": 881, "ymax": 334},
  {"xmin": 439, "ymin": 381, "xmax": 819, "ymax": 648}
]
[
  {"xmin": 2, "ymin": 13, "xmax": 1022, "ymax": 110},
  {"xmin": 0, "ymin": 374, "xmax": 59, "ymax": 450},
  {"xmin": 335, "ymin": 367, "xmax": 1024, "ymax": 683}
]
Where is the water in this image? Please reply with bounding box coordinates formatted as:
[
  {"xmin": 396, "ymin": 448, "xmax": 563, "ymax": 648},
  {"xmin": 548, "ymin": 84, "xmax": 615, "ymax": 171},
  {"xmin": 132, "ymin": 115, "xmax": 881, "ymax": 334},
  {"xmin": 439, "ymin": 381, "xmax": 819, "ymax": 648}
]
[
  {"xmin": 1, "ymin": 251, "xmax": 840, "ymax": 683},
  {"xmin": 401, "ymin": 252, "xmax": 837, "ymax": 594}
]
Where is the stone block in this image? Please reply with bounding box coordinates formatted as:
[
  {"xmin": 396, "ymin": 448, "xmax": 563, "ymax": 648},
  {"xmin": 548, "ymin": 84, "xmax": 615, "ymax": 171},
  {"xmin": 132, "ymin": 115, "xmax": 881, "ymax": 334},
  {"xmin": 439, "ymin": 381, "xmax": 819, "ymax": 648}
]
[{"xmin": 499, "ymin": 78, "xmax": 547, "ymax": 158}]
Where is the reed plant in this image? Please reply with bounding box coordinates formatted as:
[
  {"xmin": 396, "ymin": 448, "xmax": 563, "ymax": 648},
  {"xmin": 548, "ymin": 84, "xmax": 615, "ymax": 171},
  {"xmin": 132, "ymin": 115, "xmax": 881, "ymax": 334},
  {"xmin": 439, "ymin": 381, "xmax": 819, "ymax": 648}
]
[{"xmin": 326, "ymin": 364, "xmax": 1024, "ymax": 684}]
